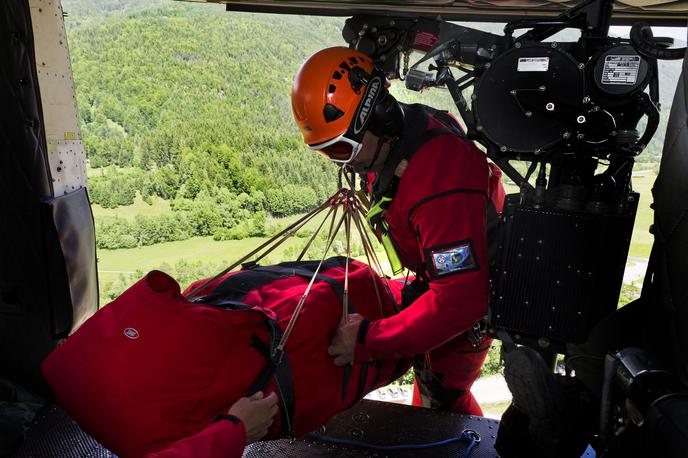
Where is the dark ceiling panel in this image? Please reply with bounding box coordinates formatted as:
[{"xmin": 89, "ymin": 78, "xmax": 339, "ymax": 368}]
[{"xmin": 187, "ymin": 0, "xmax": 688, "ymax": 25}]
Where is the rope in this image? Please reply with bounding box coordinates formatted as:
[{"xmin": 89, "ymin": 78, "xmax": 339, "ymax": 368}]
[
  {"xmin": 274, "ymin": 210, "xmax": 347, "ymax": 357},
  {"xmin": 188, "ymin": 182, "xmax": 400, "ymax": 357},
  {"xmin": 185, "ymin": 191, "xmax": 341, "ymax": 300}
]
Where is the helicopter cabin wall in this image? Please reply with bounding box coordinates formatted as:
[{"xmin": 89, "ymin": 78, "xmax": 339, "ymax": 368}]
[
  {"xmin": 0, "ymin": 0, "xmax": 97, "ymax": 395},
  {"xmin": 30, "ymin": 0, "xmax": 87, "ymax": 196}
]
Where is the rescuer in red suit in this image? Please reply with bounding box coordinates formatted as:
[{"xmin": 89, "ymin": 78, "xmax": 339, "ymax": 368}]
[
  {"xmin": 291, "ymin": 47, "xmax": 505, "ymax": 415},
  {"xmin": 146, "ymin": 391, "xmax": 278, "ymax": 458}
]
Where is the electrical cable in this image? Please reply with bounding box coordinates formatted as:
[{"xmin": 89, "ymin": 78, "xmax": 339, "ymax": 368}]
[{"xmin": 311, "ymin": 429, "xmax": 479, "ymax": 456}]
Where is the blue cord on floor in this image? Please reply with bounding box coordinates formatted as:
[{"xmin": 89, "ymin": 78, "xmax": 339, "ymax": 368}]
[{"xmin": 312, "ymin": 429, "xmax": 478, "ymax": 456}]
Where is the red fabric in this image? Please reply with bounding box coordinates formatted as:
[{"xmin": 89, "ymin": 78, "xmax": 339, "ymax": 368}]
[
  {"xmin": 355, "ymin": 114, "xmax": 505, "ymax": 414},
  {"xmin": 488, "ymin": 162, "xmax": 505, "ymax": 213},
  {"xmin": 144, "ymin": 419, "xmax": 245, "ymax": 458},
  {"xmin": 43, "ymin": 260, "xmax": 409, "ymax": 458}
]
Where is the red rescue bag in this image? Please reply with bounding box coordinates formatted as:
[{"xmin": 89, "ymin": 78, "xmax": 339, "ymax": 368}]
[{"xmin": 42, "ymin": 257, "xmax": 409, "ymax": 457}]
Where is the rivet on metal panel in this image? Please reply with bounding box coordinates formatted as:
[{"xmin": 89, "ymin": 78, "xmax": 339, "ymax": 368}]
[
  {"xmin": 350, "ymin": 427, "xmax": 364, "ymax": 439},
  {"xmin": 352, "ymin": 412, "xmax": 369, "ymax": 423}
]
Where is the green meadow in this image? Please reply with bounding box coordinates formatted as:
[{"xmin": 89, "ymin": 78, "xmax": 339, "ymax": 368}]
[{"xmin": 96, "ymin": 172, "xmax": 656, "ymax": 293}]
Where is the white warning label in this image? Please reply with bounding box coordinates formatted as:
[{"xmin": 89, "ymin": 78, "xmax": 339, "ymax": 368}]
[
  {"xmin": 602, "ymin": 55, "xmax": 641, "ymax": 85},
  {"xmin": 517, "ymin": 57, "xmax": 549, "ymax": 72}
]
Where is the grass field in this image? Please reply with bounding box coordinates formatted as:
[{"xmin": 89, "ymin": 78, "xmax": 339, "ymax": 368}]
[
  {"xmin": 628, "ymin": 173, "xmax": 655, "ymax": 259},
  {"xmin": 91, "ymin": 194, "xmax": 171, "ymax": 220},
  {"xmin": 96, "ymin": 173, "xmax": 657, "ymax": 293},
  {"xmin": 97, "ymin": 235, "xmax": 313, "ymax": 285}
]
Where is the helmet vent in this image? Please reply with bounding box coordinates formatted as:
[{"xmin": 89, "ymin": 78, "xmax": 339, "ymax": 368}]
[
  {"xmin": 332, "ymin": 71, "xmax": 342, "ymax": 80},
  {"xmin": 328, "ymin": 84, "xmax": 336, "ymax": 94},
  {"xmin": 349, "ymin": 57, "xmax": 358, "ymax": 65},
  {"xmin": 339, "ymin": 62, "xmax": 352, "ymax": 72},
  {"xmin": 323, "ymin": 103, "xmax": 344, "ymax": 123}
]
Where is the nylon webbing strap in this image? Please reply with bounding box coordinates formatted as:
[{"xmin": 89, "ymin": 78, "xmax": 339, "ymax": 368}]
[
  {"xmin": 247, "ymin": 319, "xmax": 296, "ymax": 438},
  {"xmin": 192, "ymin": 257, "xmax": 356, "ymax": 314},
  {"xmin": 252, "ymin": 264, "xmax": 357, "ymax": 314}
]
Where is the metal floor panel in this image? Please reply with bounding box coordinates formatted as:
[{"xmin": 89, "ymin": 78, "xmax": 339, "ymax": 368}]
[
  {"xmin": 245, "ymin": 400, "xmax": 502, "ymax": 458},
  {"xmin": 12, "ymin": 400, "xmax": 599, "ymax": 457},
  {"xmin": 12, "ymin": 405, "xmax": 115, "ymax": 458}
]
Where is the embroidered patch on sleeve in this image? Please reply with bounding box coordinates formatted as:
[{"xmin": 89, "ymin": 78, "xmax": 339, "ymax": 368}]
[{"xmin": 424, "ymin": 240, "xmax": 479, "ymax": 278}]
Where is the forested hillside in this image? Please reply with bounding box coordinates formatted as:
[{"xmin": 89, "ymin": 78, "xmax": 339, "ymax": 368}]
[{"xmin": 60, "ymin": 1, "xmax": 683, "ymax": 252}]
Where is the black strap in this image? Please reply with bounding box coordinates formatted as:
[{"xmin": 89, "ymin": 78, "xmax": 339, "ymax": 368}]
[
  {"xmin": 247, "ymin": 319, "xmax": 296, "ymax": 438},
  {"xmin": 252, "ymin": 265, "xmax": 356, "ymax": 314},
  {"xmin": 371, "ymin": 103, "xmax": 465, "ymax": 204},
  {"xmin": 355, "ymin": 361, "xmax": 370, "ymax": 401},
  {"xmin": 193, "ymin": 256, "xmax": 356, "ymax": 314}
]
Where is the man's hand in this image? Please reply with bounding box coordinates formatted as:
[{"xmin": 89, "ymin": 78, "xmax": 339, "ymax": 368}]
[
  {"xmin": 328, "ymin": 313, "xmax": 364, "ymax": 366},
  {"xmin": 228, "ymin": 391, "xmax": 278, "ymax": 444}
]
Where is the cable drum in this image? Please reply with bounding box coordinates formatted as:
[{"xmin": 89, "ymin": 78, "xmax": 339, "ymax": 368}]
[{"xmin": 473, "ymin": 44, "xmax": 586, "ymax": 156}]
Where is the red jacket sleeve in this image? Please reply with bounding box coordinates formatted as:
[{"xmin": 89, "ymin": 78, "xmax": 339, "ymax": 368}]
[
  {"xmin": 145, "ymin": 418, "xmax": 246, "ymax": 458},
  {"xmin": 355, "ymin": 137, "xmax": 491, "ymax": 360}
]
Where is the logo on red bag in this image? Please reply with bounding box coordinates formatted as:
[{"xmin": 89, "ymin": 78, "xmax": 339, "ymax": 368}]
[{"xmin": 124, "ymin": 328, "xmax": 140, "ymax": 339}]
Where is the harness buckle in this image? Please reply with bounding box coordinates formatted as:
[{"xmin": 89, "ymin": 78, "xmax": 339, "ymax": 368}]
[{"xmin": 467, "ymin": 322, "xmax": 484, "ymax": 347}]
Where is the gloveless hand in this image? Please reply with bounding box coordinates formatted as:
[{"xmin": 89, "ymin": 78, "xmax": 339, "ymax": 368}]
[
  {"xmin": 328, "ymin": 313, "xmax": 364, "ymax": 366},
  {"xmin": 228, "ymin": 391, "xmax": 278, "ymax": 444}
]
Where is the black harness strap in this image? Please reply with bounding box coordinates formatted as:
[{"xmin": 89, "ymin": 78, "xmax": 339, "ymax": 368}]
[
  {"xmin": 355, "ymin": 361, "xmax": 370, "ymax": 401},
  {"xmin": 247, "ymin": 319, "xmax": 296, "ymax": 438},
  {"xmin": 196, "ymin": 257, "xmax": 361, "ymax": 420},
  {"xmin": 193, "ymin": 256, "xmax": 356, "ymax": 314}
]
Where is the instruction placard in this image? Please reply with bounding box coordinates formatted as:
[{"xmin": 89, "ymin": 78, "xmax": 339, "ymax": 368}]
[
  {"xmin": 517, "ymin": 57, "xmax": 549, "ymax": 72},
  {"xmin": 602, "ymin": 55, "xmax": 641, "ymax": 85}
]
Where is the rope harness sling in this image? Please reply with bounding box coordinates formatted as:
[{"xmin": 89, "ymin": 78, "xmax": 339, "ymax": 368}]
[
  {"xmin": 183, "ymin": 183, "xmax": 482, "ymax": 456},
  {"xmin": 184, "ymin": 183, "xmax": 398, "ymax": 361}
]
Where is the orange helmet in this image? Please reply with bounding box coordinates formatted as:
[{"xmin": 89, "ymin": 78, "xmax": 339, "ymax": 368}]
[{"xmin": 292, "ymin": 47, "xmax": 396, "ymax": 163}]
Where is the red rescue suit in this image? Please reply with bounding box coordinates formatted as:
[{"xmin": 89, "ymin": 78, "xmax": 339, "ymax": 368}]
[{"xmin": 355, "ymin": 104, "xmax": 505, "ymax": 415}]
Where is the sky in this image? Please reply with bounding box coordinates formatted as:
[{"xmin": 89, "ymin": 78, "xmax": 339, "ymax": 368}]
[{"xmin": 610, "ymin": 25, "xmax": 688, "ymax": 45}]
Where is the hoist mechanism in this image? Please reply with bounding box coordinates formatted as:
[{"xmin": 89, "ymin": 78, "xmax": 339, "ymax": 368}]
[{"xmin": 339, "ymin": 0, "xmax": 688, "ymax": 352}]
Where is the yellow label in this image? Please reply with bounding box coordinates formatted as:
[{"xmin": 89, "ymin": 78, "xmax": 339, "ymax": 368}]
[{"xmin": 64, "ymin": 131, "xmax": 76, "ymax": 140}]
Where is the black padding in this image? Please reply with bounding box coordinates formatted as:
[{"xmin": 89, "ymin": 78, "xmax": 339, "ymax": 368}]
[
  {"xmin": 41, "ymin": 188, "xmax": 99, "ymax": 337},
  {"xmin": 198, "ymin": 257, "xmax": 356, "ymax": 313}
]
